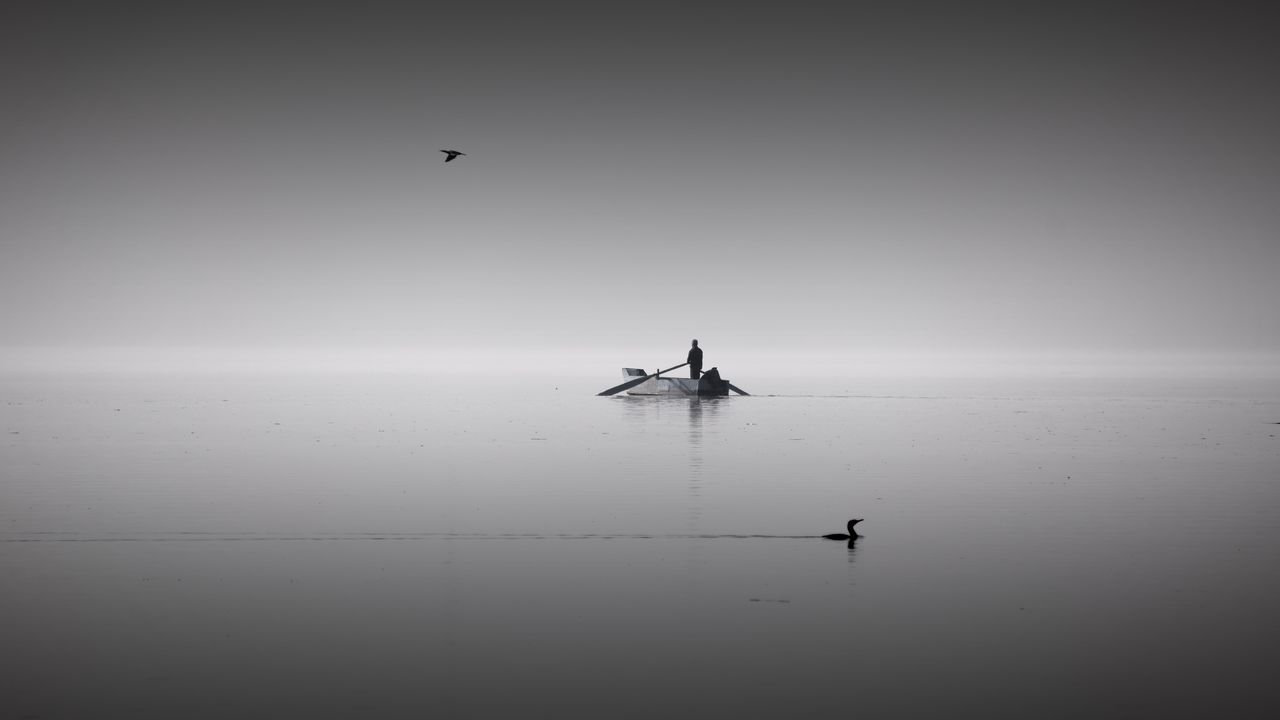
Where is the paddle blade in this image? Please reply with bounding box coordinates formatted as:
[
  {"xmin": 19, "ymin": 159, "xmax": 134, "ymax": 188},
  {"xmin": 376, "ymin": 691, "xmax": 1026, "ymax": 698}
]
[{"xmin": 727, "ymin": 383, "xmax": 750, "ymax": 396}]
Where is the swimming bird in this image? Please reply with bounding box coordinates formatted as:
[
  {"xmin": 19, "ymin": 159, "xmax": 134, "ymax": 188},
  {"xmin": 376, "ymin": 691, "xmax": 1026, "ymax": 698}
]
[
  {"xmin": 822, "ymin": 518, "xmax": 863, "ymax": 540},
  {"xmin": 441, "ymin": 149, "xmax": 467, "ymax": 162}
]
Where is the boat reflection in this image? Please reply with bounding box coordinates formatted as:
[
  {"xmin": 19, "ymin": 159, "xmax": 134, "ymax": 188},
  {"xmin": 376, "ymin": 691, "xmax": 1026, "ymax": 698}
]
[{"xmin": 617, "ymin": 396, "xmax": 726, "ymax": 532}]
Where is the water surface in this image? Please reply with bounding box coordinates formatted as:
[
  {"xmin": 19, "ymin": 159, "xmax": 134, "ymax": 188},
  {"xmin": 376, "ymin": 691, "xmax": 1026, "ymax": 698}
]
[{"xmin": 3, "ymin": 372, "xmax": 1278, "ymax": 718}]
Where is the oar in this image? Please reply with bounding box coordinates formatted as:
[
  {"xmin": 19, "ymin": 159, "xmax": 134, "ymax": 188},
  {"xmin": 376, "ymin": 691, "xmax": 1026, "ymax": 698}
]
[{"xmin": 597, "ymin": 362, "xmax": 689, "ymax": 396}]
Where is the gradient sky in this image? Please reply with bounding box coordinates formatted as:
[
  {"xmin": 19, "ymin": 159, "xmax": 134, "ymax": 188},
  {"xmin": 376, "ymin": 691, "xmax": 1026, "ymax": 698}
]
[{"xmin": 2, "ymin": 2, "xmax": 1278, "ymax": 363}]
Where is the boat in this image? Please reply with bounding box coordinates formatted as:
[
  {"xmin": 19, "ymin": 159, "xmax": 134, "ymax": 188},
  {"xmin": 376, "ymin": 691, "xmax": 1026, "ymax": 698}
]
[
  {"xmin": 617, "ymin": 367, "xmax": 733, "ymax": 396},
  {"xmin": 596, "ymin": 362, "xmax": 748, "ymax": 397}
]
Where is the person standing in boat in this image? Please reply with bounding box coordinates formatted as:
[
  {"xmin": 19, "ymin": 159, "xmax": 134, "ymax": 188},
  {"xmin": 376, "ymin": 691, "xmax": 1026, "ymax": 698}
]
[{"xmin": 687, "ymin": 339, "xmax": 703, "ymax": 379}]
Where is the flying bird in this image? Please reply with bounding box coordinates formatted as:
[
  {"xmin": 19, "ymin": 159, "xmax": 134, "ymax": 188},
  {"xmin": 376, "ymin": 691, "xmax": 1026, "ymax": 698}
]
[{"xmin": 441, "ymin": 150, "xmax": 467, "ymax": 162}]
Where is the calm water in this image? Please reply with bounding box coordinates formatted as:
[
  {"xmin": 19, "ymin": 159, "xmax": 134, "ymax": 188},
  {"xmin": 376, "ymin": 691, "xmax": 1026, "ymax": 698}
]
[{"xmin": 3, "ymin": 371, "xmax": 1279, "ymax": 719}]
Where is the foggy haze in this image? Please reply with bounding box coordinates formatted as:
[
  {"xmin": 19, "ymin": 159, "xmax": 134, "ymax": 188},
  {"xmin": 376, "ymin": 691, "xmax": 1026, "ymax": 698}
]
[{"xmin": 3, "ymin": 2, "xmax": 1278, "ymax": 369}]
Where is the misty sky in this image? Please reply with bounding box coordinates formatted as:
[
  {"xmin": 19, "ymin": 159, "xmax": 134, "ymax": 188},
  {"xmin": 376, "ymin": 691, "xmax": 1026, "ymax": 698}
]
[{"xmin": 2, "ymin": 2, "xmax": 1278, "ymax": 362}]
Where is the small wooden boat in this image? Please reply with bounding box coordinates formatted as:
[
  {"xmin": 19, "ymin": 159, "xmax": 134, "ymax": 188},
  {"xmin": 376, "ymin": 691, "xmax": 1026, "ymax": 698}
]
[
  {"xmin": 597, "ymin": 362, "xmax": 748, "ymax": 397},
  {"xmin": 617, "ymin": 367, "xmax": 734, "ymax": 396}
]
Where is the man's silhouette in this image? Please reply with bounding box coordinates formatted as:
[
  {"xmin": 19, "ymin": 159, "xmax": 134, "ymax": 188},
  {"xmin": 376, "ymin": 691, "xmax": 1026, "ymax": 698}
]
[{"xmin": 687, "ymin": 339, "xmax": 703, "ymax": 379}]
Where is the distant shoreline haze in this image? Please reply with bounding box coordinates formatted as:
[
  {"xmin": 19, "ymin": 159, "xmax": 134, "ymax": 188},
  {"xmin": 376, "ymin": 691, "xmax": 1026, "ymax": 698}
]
[{"xmin": 0, "ymin": 346, "xmax": 1276, "ymax": 379}]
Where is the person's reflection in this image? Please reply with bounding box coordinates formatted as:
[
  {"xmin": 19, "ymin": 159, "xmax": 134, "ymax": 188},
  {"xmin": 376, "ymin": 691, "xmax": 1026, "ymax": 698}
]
[
  {"xmin": 687, "ymin": 397, "xmax": 702, "ymax": 452},
  {"xmin": 684, "ymin": 396, "xmax": 724, "ymax": 470},
  {"xmin": 685, "ymin": 398, "xmax": 705, "ymax": 531}
]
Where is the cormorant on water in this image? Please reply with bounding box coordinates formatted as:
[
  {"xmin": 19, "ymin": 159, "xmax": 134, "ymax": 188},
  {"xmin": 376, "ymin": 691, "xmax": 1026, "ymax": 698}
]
[
  {"xmin": 441, "ymin": 150, "xmax": 467, "ymax": 162},
  {"xmin": 822, "ymin": 518, "xmax": 863, "ymax": 540}
]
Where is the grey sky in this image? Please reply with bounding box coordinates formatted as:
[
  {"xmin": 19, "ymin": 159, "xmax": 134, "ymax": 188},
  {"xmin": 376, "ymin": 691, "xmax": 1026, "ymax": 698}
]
[{"xmin": 2, "ymin": 2, "xmax": 1278, "ymax": 363}]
